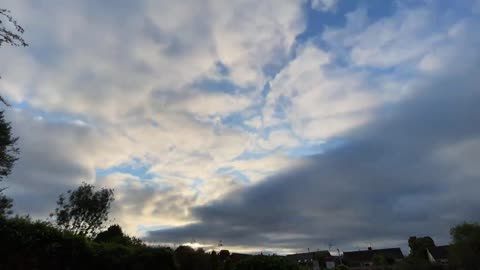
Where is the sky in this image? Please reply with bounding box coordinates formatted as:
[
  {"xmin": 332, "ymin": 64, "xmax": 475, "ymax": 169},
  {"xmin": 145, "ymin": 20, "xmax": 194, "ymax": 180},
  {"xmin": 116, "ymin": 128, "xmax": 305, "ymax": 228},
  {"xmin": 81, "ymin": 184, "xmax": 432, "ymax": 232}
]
[{"xmin": 1, "ymin": 0, "xmax": 480, "ymax": 254}]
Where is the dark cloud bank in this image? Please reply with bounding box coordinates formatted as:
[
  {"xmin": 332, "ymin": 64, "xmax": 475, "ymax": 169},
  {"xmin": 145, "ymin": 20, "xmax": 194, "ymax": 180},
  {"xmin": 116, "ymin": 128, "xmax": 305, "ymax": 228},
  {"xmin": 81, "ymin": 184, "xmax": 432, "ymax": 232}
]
[
  {"xmin": 5, "ymin": 113, "xmax": 95, "ymax": 218},
  {"xmin": 147, "ymin": 54, "xmax": 480, "ymax": 251}
]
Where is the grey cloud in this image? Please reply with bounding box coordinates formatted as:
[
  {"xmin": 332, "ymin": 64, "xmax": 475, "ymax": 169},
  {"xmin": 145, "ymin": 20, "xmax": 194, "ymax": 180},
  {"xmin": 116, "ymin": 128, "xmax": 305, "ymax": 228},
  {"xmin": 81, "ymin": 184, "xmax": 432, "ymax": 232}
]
[
  {"xmin": 147, "ymin": 54, "xmax": 480, "ymax": 251},
  {"xmin": 3, "ymin": 112, "xmax": 97, "ymax": 218}
]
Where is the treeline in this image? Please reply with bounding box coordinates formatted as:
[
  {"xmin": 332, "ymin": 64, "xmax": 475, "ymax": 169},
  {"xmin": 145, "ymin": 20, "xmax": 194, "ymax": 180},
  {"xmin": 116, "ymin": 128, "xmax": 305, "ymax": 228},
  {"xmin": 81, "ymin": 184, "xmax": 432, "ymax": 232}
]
[
  {"xmin": 0, "ymin": 181, "xmax": 297, "ymax": 270},
  {"xmin": 0, "ymin": 216, "xmax": 175, "ymax": 269},
  {"xmin": 0, "ymin": 214, "xmax": 300, "ymax": 270}
]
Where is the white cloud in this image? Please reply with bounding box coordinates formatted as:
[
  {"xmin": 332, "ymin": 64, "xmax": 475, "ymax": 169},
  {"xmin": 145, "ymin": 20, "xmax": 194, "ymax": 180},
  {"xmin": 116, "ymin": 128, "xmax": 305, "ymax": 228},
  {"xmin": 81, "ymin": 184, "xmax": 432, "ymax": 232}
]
[
  {"xmin": 1, "ymin": 0, "xmax": 305, "ymax": 121},
  {"xmin": 265, "ymin": 45, "xmax": 379, "ymax": 140},
  {"xmin": 2, "ymin": 0, "xmax": 479, "ymax": 250},
  {"xmin": 0, "ymin": 0, "xmax": 307, "ymax": 229},
  {"xmin": 323, "ymin": 7, "xmax": 446, "ymax": 68},
  {"xmin": 98, "ymin": 173, "xmax": 200, "ymax": 235},
  {"xmin": 311, "ymin": 0, "xmax": 339, "ymax": 12},
  {"xmin": 257, "ymin": 129, "xmax": 300, "ymax": 151},
  {"xmin": 264, "ymin": 4, "xmax": 479, "ymax": 143},
  {"xmin": 170, "ymin": 92, "xmax": 252, "ymax": 117}
]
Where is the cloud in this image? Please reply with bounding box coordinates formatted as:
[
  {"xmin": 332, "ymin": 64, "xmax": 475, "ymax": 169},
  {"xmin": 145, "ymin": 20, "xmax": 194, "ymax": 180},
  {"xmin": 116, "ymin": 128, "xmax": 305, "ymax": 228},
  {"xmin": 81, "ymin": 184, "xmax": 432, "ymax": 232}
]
[
  {"xmin": 311, "ymin": 0, "xmax": 339, "ymax": 12},
  {"xmin": 146, "ymin": 4, "xmax": 480, "ymax": 251},
  {"xmin": 0, "ymin": 0, "xmax": 310, "ymax": 237},
  {"xmin": 147, "ymin": 53, "xmax": 480, "ymax": 251},
  {"xmin": 264, "ymin": 45, "xmax": 379, "ymax": 141},
  {"xmin": 97, "ymin": 172, "xmax": 202, "ymax": 234},
  {"xmin": 1, "ymin": 0, "xmax": 306, "ymax": 121},
  {"xmin": 323, "ymin": 5, "xmax": 448, "ymax": 68},
  {"xmin": 2, "ymin": 0, "xmax": 480, "ymax": 253},
  {"xmin": 4, "ymin": 110, "xmax": 99, "ymax": 217},
  {"xmin": 167, "ymin": 91, "xmax": 252, "ymax": 118}
]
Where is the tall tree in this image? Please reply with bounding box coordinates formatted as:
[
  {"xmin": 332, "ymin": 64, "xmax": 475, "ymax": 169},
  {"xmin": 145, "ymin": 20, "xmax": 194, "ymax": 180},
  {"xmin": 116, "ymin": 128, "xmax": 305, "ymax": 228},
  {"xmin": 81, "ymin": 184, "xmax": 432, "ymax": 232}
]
[
  {"xmin": 0, "ymin": 110, "xmax": 17, "ymax": 216},
  {"xmin": 449, "ymin": 222, "xmax": 480, "ymax": 270},
  {"xmin": 0, "ymin": 8, "xmax": 26, "ymax": 216},
  {"xmin": 0, "ymin": 112, "xmax": 18, "ymax": 181},
  {"xmin": 52, "ymin": 182, "xmax": 114, "ymax": 237}
]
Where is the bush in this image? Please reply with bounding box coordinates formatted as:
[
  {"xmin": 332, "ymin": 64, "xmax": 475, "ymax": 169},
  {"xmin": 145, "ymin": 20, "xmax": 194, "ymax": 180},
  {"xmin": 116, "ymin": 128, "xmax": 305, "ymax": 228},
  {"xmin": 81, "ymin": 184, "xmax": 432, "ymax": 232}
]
[
  {"xmin": 234, "ymin": 255, "xmax": 300, "ymax": 270},
  {"xmin": 0, "ymin": 216, "xmax": 176, "ymax": 270}
]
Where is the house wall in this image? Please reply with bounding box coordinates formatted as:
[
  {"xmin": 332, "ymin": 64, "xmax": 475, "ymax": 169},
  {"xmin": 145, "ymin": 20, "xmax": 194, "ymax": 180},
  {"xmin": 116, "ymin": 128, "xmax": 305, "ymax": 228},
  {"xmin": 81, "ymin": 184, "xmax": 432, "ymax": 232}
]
[
  {"xmin": 427, "ymin": 250, "xmax": 436, "ymax": 263},
  {"xmin": 325, "ymin": 261, "xmax": 335, "ymax": 269}
]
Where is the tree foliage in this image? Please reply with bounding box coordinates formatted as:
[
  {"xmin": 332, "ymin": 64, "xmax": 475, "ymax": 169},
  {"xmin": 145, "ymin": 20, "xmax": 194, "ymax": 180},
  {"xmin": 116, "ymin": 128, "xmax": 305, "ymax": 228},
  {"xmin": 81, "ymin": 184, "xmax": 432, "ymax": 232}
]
[
  {"xmin": 0, "ymin": 112, "xmax": 19, "ymax": 180},
  {"xmin": 335, "ymin": 265, "xmax": 349, "ymax": 270},
  {"xmin": 0, "ymin": 191, "xmax": 13, "ymax": 216},
  {"xmin": 408, "ymin": 236, "xmax": 435, "ymax": 260},
  {"xmin": 0, "ymin": 216, "xmax": 176, "ymax": 270},
  {"xmin": 0, "ymin": 8, "xmax": 26, "ymax": 217},
  {"xmin": 0, "ymin": 9, "xmax": 27, "ymax": 48},
  {"xmin": 449, "ymin": 222, "xmax": 480, "ymax": 270},
  {"xmin": 210, "ymin": 250, "xmax": 219, "ymax": 270},
  {"xmin": 219, "ymin": 249, "xmax": 231, "ymax": 262},
  {"xmin": 175, "ymin": 245, "xmax": 196, "ymax": 270},
  {"xmin": 95, "ymin": 224, "xmax": 143, "ymax": 246},
  {"xmin": 0, "ymin": 84, "xmax": 19, "ymax": 218},
  {"xmin": 234, "ymin": 255, "xmax": 299, "ymax": 270},
  {"xmin": 53, "ymin": 182, "xmax": 114, "ymax": 237}
]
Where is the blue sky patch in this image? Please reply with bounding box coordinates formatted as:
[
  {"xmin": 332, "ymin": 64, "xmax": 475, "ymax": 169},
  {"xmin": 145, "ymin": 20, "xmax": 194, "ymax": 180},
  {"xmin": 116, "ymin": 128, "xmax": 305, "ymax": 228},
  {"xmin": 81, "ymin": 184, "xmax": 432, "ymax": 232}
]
[{"xmin": 96, "ymin": 158, "xmax": 157, "ymax": 181}]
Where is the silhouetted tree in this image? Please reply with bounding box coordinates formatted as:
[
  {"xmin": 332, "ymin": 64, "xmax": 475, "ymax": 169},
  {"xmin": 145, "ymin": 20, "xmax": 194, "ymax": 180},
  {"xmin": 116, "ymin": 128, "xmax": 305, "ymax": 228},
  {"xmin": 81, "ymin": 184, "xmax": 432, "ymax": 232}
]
[
  {"xmin": 335, "ymin": 265, "xmax": 349, "ymax": 270},
  {"xmin": 0, "ymin": 215, "xmax": 177, "ymax": 270},
  {"xmin": 218, "ymin": 249, "xmax": 230, "ymax": 262},
  {"xmin": 52, "ymin": 182, "xmax": 114, "ymax": 237},
  {"xmin": 396, "ymin": 236, "xmax": 437, "ymax": 270},
  {"xmin": 96, "ymin": 224, "xmax": 124, "ymax": 241},
  {"xmin": 224, "ymin": 258, "xmax": 232, "ymax": 270},
  {"xmin": 192, "ymin": 248, "xmax": 213, "ymax": 270},
  {"xmin": 131, "ymin": 246, "xmax": 177, "ymax": 270},
  {"xmin": 0, "ymin": 8, "xmax": 27, "ymax": 216},
  {"xmin": 175, "ymin": 245, "xmax": 196, "ymax": 270},
  {"xmin": 210, "ymin": 250, "xmax": 219, "ymax": 270},
  {"xmin": 95, "ymin": 224, "xmax": 143, "ymax": 246},
  {"xmin": 235, "ymin": 255, "xmax": 299, "ymax": 270},
  {"xmin": 0, "ymin": 112, "xmax": 18, "ymax": 180},
  {"xmin": 0, "ymin": 192, "xmax": 13, "ymax": 216},
  {"xmin": 408, "ymin": 236, "xmax": 435, "ymax": 260},
  {"xmin": 449, "ymin": 222, "xmax": 480, "ymax": 270},
  {"xmin": 0, "ymin": 9, "xmax": 27, "ymax": 47},
  {"xmin": 0, "ymin": 92, "xmax": 19, "ymax": 218}
]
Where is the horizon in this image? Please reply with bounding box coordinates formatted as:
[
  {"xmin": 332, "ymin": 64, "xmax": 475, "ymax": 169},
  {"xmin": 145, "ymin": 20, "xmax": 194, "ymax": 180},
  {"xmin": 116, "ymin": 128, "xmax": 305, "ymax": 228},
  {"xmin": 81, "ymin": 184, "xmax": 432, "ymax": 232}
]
[{"xmin": 1, "ymin": 0, "xmax": 480, "ymax": 255}]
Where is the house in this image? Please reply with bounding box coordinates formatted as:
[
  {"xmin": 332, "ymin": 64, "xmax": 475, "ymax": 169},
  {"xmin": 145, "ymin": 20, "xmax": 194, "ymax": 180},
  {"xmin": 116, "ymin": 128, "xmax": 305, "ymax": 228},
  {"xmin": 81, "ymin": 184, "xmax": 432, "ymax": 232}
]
[
  {"xmin": 325, "ymin": 258, "xmax": 336, "ymax": 269},
  {"xmin": 342, "ymin": 247, "xmax": 404, "ymax": 269},
  {"xmin": 286, "ymin": 251, "xmax": 336, "ymax": 270},
  {"xmin": 426, "ymin": 245, "xmax": 449, "ymax": 265},
  {"xmin": 286, "ymin": 251, "xmax": 317, "ymax": 264},
  {"xmin": 230, "ymin": 252, "xmax": 252, "ymax": 263}
]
